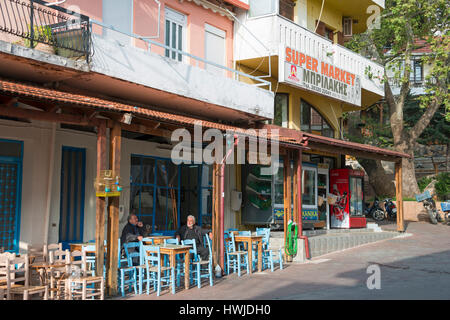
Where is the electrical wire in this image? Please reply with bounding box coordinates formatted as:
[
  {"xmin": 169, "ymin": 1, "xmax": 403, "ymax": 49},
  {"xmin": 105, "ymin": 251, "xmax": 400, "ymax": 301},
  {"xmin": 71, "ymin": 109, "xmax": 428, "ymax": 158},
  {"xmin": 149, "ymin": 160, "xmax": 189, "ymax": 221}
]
[{"xmin": 314, "ymin": 0, "xmax": 326, "ymax": 33}]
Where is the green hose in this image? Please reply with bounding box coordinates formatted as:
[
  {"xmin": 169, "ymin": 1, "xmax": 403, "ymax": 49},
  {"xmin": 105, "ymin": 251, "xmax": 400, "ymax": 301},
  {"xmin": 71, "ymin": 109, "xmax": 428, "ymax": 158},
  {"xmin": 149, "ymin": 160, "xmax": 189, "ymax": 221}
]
[{"xmin": 285, "ymin": 220, "xmax": 298, "ymax": 256}]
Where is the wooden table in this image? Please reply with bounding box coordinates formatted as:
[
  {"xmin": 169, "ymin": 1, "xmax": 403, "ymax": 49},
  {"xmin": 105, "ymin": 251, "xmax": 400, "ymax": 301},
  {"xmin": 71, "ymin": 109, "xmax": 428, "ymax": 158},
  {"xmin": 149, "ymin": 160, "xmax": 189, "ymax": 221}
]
[
  {"xmin": 69, "ymin": 243, "xmax": 94, "ymax": 253},
  {"xmin": 233, "ymin": 235, "xmax": 263, "ymax": 274},
  {"xmin": 142, "ymin": 244, "xmax": 191, "ymax": 290},
  {"xmin": 143, "ymin": 236, "xmax": 173, "ymax": 245},
  {"xmin": 30, "ymin": 262, "xmax": 67, "ymax": 298}
]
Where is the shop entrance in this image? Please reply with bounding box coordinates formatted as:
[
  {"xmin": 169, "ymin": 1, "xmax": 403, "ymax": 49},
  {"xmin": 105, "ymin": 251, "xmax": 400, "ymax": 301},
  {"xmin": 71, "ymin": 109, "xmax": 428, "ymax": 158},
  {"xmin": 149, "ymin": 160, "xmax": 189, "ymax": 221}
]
[{"xmin": 130, "ymin": 155, "xmax": 213, "ymax": 234}]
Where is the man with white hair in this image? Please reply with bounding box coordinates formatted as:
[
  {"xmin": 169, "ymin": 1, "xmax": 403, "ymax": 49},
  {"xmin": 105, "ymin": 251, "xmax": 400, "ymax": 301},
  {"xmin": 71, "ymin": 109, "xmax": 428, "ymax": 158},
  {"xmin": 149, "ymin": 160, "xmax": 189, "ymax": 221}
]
[{"xmin": 175, "ymin": 215, "xmax": 212, "ymax": 260}]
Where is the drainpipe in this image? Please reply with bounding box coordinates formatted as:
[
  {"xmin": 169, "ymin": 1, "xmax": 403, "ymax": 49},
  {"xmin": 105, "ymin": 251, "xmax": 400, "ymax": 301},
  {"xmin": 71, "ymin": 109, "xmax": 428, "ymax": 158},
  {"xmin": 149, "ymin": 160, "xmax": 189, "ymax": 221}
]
[
  {"xmin": 297, "ymin": 145, "xmax": 310, "ymax": 259},
  {"xmin": 219, "ymin": 134, "xmax": 239, "ymax": 273},
  {"xmin": 43, "ymin": 122, "xmax": 57, "ymax": 245}
]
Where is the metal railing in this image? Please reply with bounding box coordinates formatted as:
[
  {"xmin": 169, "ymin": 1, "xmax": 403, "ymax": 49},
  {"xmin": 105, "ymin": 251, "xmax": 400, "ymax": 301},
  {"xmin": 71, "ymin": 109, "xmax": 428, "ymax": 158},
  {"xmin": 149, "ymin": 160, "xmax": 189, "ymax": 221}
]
[
  {"xmin": 0, "ymin": 0, "xmax": 91, "ymax": 62},
  {"xmin": 90, "ymin": 19, "xmax": 272, "ymax": 91}
]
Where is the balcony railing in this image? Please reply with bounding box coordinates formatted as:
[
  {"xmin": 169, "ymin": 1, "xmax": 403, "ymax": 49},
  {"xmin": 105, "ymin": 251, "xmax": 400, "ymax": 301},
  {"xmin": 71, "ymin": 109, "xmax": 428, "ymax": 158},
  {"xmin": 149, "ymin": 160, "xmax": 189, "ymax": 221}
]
[
  {"xmin": 90, "ymin": 19, "xmax": 272, "ymax": 91},
  {"xmin": 0, "ymin": 0, "xmax": 91, "ymax": 62}
]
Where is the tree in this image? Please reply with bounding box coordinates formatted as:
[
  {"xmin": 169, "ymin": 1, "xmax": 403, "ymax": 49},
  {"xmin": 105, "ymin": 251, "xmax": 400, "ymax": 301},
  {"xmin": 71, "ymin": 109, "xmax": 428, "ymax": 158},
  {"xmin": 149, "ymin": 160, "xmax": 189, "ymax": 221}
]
[{"xmin": 345, "ymin": 0, "xmax": 449, "ymax": 197}]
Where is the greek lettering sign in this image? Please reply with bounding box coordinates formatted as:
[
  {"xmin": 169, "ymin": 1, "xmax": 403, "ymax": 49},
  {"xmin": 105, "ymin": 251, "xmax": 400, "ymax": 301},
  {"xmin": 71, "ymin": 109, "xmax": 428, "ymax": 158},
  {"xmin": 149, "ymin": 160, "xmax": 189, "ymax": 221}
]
[{"xmin": 279, "ymin": 45, "xmax": 361, "ymax": 107}]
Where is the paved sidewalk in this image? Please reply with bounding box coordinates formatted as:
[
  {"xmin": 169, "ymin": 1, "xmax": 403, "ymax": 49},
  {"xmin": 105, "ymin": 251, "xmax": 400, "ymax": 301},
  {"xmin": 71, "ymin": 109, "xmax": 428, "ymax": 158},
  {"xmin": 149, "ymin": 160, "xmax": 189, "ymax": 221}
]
[{"xmin": 120, "ymin": 222, "xmax": 450, "ymax": 300}]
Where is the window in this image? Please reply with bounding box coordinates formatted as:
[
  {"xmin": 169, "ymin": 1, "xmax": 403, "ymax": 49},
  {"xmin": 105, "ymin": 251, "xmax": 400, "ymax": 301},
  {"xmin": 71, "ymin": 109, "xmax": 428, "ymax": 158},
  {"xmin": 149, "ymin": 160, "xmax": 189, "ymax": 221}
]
[
  {"xmin": 130, "ymin": 155, "xmax": 180, "ymax": 234},
  {"xmin": 343, "ymin": 17, "xmax": 352, "ymax": 37},
  {"xmin": 302, "ymin": 167, "xmax": 317, "ymax": 207},
  {"xmin": 248, "ymin": 0, "xmax": 277, "ymax": 17},
  {"xmin": 204, "ymin": 24, "xmax": 226, "ymax": 75},
  {"xmin": 325, "ymin": 27, "xmax": 334, "ymax": 42},
  {"xmin": 410, "ymin": 59, "xmax": 423, "ymax": 84},
  {"xmin": 248, "ymin": 0, "xmax": 294, "ymax": 20},
  {"xmin": 102, "ymin": 0, "xmax": 133, "ymax": 45},
  {"xmin": 300, "ymin": 99, "xmax": 334, "ymax": 137},
  {"xmin": 165, "ymin": 7, "xmax": 187, "ymax": 62},
  {"xmin": 273, "ymin": 93, "xmax": 288, "ymax": 127}
]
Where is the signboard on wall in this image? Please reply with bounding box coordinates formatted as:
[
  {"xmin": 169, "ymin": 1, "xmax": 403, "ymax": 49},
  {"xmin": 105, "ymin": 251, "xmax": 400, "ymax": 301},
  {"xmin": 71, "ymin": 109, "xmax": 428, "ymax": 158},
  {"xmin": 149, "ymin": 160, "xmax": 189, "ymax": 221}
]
[
  {"xmin": 279, "ymin": 45, "xmax": 362, "ymax": 107},
  {"xmin": 224, "ymin": 0, "xmax": 249, "ymax": 10}
]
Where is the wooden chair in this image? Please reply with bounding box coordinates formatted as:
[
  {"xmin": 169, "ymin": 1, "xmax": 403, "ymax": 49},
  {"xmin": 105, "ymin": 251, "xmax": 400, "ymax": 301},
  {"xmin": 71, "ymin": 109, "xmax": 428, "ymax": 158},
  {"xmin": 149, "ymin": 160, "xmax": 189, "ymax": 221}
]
[
  {"xmin": 43, "ymin": 243, "xmax": 62, "ymax": 262},
  {"xmin": 191, "ymin": 235, "xmax": 213, "ymax": 288},
  {"xmin": 121, "ymin": 242, "xmax": 145, "ymax": 296},
  {"xmin": 62, "ymin": 250, "xmax": 104, "ymax": 300},
  {"xmin": 224, "ymin": 233, "xmax": 249, "ymax": 277},
  {"xmin": 141, "ymin": 244, "xmax": 175, "ymax": 296},
  {"xmin": 47, "ymin": 249, "xmax": 70, "ymax": 299},
  {"xmin": 2, "ymin": 254, "xmax": 48, "ymax": 300}
]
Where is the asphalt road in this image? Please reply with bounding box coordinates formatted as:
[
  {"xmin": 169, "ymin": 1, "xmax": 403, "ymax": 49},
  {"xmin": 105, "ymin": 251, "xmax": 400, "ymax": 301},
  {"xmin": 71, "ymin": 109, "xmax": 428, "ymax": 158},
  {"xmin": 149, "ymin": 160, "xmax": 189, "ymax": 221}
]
[{"xmin": 122, "ymin": 221, "xmax": 450, "ymax": 300}]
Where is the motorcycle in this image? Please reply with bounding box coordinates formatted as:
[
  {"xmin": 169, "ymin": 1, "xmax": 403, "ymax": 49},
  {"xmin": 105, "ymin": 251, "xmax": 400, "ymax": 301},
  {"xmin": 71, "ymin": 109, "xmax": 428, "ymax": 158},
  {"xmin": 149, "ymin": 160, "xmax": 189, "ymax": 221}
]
[
  {"xmin": 415, "ymin": 190, "xmax": 441, "ymax": 224},
  {"xmin": 364, "ymin": 197, "xmax": 385, "ymax": 221},
  {"xmin": 381, "ymin": 198, "xmax": 397, "ymax": 221}
]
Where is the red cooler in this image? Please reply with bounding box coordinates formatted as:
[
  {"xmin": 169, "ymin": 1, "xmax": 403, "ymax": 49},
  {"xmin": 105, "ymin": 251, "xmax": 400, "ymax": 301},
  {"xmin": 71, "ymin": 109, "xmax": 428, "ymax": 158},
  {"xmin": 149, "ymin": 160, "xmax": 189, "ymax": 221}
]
[{"xmin": 329, "ymin": 169, "xmax": 366, "ymax": 229}]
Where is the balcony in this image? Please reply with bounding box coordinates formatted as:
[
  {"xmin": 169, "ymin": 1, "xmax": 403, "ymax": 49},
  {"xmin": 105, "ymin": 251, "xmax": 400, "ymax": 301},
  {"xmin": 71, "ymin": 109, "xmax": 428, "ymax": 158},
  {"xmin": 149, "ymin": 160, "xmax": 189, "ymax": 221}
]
[
  {"xmin": 0, "ymin": 0, "xmax": 274, "ymax": 121},
  {"xmin": 235, "ymin": 13, "xmax": 385, "ymax": 104}
]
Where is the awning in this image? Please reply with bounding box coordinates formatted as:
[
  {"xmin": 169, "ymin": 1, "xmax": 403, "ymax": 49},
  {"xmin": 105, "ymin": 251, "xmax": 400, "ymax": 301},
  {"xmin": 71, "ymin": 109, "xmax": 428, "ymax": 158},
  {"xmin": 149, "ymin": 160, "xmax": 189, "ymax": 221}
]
[
  {"xmin": 303, "ymin": 132, "xmax": 411, "ymax": 162},
  {"xmin": 0, "ymin": 78, "xmax": 304, "ymax": 149}
]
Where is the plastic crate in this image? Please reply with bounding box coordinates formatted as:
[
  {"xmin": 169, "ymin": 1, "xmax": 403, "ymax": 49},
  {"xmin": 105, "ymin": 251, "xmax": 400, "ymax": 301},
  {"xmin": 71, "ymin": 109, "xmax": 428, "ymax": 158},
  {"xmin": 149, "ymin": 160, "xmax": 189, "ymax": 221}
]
[
  {"xmin": 441, "ymin": 202, "xmax": 450, "ymax": 212},
  {"xmin": 415, "ymin": 190, "xmax": 431, "ymax": 202}
]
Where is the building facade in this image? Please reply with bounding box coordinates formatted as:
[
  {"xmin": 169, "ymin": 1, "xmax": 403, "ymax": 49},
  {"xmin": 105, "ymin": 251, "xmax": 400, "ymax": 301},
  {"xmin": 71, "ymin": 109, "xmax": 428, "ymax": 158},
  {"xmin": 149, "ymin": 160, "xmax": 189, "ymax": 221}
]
[{"xmin": 0, "ymin": 0, "xmax": 410, "ymax": 294}]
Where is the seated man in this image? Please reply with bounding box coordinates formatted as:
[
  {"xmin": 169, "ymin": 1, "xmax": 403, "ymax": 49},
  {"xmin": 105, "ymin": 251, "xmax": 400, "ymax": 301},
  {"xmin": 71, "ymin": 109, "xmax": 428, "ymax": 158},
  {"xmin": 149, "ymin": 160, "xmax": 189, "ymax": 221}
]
[
  {"xmin": 120, "ymin": 213, "xmax": 145, "ymax": 265},
  {"xmin": 175, "ymin": 215, "xmax": 212, "ymax": 261}
]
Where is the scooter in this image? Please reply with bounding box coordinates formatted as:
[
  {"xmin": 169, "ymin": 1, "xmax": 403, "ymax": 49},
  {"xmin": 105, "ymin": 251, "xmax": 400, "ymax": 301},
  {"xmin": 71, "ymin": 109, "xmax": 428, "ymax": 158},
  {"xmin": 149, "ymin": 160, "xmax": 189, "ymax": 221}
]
[
  {"xmin": 364, "ymin": 197, "xmax": 385, "ymax": 221},
  {"xmin": 382, "ymin": 198, "xmax": 397, "ymax": 221},
  {"xmin": 415, "ymin": 190, "xmax": 441, "ymax": 224}
]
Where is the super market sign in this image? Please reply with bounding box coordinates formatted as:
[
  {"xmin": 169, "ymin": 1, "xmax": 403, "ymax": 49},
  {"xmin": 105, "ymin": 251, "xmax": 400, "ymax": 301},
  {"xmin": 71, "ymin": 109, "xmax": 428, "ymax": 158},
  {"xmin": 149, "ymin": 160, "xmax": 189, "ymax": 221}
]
[{"xmin": 279, "ymin": 46, "xmax": 362, "ymax": 107}]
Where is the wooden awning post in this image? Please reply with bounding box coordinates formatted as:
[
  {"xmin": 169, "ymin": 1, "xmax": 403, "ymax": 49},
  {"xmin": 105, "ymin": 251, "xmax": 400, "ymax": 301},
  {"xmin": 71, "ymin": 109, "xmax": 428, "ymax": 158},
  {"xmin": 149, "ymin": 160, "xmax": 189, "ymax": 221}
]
[
  {"xmin": 395, "ymin": 160, "xmax": 404, "ymax": 232},
  {"xmin": 95, "ymin": 120, "xmax": 107, "ymax": 278},
  {"xmin": 106, "ymin": 122, "xmax": 121, "ymax": 296}
]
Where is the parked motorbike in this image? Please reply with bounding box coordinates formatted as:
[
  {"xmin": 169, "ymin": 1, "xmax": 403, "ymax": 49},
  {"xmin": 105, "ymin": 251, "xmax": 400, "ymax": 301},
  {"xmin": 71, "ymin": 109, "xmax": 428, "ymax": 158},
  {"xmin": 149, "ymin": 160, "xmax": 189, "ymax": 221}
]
[
  {"xmin": 381, "ymin": 198, "xmax": 397, "ymax": 221},
  {"xmin": 364, "ymin": 197, "xmax": 385, "ymax": 221},
  {"xmin": 416, "ymin": 190, "xmax": 441, "ymax": 224}
]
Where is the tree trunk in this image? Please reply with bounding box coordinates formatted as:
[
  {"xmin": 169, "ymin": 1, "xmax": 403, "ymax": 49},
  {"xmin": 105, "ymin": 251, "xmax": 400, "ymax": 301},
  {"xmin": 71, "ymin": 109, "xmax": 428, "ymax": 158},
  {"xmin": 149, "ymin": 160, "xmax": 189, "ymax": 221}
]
[
  {"xmin": 401, "ymin": 156, "xmax": 420, "ymax": 198},
  {"xmin": 357, "ymin": 158, "xmax": 396, "ymax": 197}
]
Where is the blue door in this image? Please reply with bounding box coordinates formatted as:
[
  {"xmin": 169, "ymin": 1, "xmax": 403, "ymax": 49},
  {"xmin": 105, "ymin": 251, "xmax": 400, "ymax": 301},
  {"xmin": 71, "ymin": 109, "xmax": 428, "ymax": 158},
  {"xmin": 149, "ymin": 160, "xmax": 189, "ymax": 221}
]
[
  {"xmin": 59, "ymin": 146, "xmax": 86, "ymax": 249},
  {"xmin": 0, "ymin": 139, "xmax": 23, "ymax": 253}
]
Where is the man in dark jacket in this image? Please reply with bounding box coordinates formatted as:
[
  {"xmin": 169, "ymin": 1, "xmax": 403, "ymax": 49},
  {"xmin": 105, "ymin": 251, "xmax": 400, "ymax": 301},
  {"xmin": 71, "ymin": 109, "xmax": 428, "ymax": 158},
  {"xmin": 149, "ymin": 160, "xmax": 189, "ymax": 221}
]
[
  {"xmin": 175, "ymin": 215, "xmax": 212, "ymax": 260},
  {"xmin": 120, "ymin": 213, "xmax": 145, "ymax": 265}
]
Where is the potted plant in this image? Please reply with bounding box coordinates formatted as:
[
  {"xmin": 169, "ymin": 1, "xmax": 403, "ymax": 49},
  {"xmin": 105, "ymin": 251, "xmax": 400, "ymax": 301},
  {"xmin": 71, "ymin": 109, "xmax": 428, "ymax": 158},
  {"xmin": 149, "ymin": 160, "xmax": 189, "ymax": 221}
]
[{"xmin": 18, "ymin": 24, "xmax": 55, "ymax": 54}]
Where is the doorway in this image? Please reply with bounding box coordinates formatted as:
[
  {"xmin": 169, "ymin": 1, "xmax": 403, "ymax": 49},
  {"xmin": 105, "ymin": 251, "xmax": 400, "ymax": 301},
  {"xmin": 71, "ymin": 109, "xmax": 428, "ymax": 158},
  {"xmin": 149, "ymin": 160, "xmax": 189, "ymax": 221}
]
[
  {"xmin": 0, "ymin": 139, "xmax": 23, "ymax": 253},
  {"xmin": 59, "ymin": 146, "xmax": 86, "ymax": 249}
]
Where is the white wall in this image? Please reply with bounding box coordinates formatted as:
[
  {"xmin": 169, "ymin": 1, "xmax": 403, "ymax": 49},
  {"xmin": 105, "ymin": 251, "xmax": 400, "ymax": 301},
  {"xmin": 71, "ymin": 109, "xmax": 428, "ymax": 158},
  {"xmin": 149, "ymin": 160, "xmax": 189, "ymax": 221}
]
[{"xmin": 0, "ymin": 120, "xmax": 238, "ymax": 248}]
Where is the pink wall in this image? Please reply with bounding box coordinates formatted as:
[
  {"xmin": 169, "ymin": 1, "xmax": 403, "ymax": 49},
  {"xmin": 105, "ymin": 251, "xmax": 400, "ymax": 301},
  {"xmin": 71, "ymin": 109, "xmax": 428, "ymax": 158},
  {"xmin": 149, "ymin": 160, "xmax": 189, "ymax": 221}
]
[
  {"xmin": 133, "ymin": 0, "xmax": 234, "ymax": 70},
  {"xmin": 64, "ymin": 0, "xmax": 234, "ymax": 71}
]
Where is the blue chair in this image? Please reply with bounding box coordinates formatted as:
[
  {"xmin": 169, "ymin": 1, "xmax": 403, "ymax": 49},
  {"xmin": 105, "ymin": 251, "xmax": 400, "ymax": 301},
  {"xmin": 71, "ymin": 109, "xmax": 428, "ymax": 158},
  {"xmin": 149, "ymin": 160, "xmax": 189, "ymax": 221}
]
[
  {"xmin": 224, "ymin": 233, "xmax": 249, "ymax": 277},
  {"xmin": 190, "ymin": 235, "xmax": 213, "ymax": 288},
  {"xmin": 140, "ymin": 244, "xmax": 175, "ymax": 296},
  {"xmin": 141, "ymin": 237, "xmax": 154, "ymax": 244},
  {"xmin": 121, "ymin": 242, "xmax": 144, "ymax": 296},
  {"xmin": 163, "ymin": 238, "xmax": 182, "ymax": 271},
  {"xmin": 180, "ymin": 239, "xmax": 199, "ymax": 286}
]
